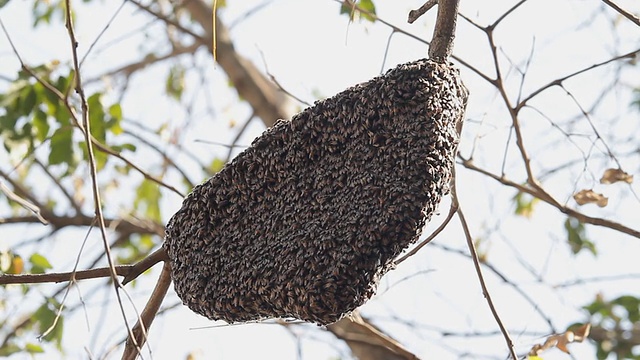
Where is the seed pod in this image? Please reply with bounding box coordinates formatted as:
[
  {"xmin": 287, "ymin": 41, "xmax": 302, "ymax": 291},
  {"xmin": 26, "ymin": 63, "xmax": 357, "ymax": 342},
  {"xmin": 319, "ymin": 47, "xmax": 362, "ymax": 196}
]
[{"xmin": 164, "ymin": 59, "xmax": 468, "ymax": 325}]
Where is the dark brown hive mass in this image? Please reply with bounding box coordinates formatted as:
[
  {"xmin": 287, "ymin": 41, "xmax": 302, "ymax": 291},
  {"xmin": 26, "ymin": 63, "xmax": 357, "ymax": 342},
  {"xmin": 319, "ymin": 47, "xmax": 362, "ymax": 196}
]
[{"xmin": 164, "ymin": 59, "xmax": 468, "ymax": 325}]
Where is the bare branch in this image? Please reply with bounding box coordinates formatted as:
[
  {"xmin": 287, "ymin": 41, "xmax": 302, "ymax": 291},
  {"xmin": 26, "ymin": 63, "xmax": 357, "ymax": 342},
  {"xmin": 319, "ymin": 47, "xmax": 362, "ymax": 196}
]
[
  {"xmin": 459, "ymin": 157, "xmax": 640, "ymax": 239},
  {"xmin": 95, "ymin": 42, "xmax": 202, "ymax": 82},
  {"xmin": 326, "ymin": 312, "xmax": 419, "ymax": 360},
  {"xmin": 429, "ymin": 0, "xmax": 461, "ymax": 62},
  {"xmin": 121, "ymin": 248, "xmax": 169, "ymax": 285},
  {"xmin": 0, "ymin": 214, "xmax": 164, "ymax": 238},
  {"xmin": 601, "ymin": 0, "xmax": 640, "ymax": 27},
  {"xmin": 451, "ymin": 180, "xmax": 518, "ymax": 360},
  {"xmin": 0, "ymin": 265, "xmax": 133, "ymax": 285},
  {"xmin": 64, "ymin": 0, "xmax": 137, "ymax": 345},
  {"xmin": 394, "ymin": 199, "xmax": 457, "ymax": 265},
  {"xmin": 0, "ymin": 247, "xmax": 166, "ymax": 286},
  {"xmin": 122, "ymin": 262, "xmax": 172, "ymax": 360},
  {"xmin": 517, "ymin": 49, "xmax": 640, "ymax": 109}
]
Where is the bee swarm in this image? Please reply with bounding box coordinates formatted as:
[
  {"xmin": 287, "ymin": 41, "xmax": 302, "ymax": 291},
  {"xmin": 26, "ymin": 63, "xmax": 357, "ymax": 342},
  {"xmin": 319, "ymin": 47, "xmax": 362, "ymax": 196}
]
[{"xmin": 164, "ymin": 59, "xmax": 468, "ymax": 325}]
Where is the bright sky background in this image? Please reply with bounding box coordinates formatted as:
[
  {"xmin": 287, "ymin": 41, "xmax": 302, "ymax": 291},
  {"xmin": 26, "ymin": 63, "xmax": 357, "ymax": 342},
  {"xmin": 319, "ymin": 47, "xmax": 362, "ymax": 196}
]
[{"xmin": 1, "ymin": 0, "xmax": 640, "ymax": 359}]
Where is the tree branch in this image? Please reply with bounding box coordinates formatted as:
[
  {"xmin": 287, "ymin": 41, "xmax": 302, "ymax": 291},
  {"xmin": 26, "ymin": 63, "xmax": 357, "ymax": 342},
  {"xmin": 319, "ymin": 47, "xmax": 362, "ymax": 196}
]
[
  {"xmin": 175, "ymin": 0, "xmax": 292, "ymax": 127},
  {"xmin": 326, "ymin": 313, "xmax": 419, "ymax": 360},
  {"xmin": 460, "ymin": 157, "xmax": 640, "ymax": 239},
  {"xmin": 451, "ymin": 176, "xmax": 518, "ymax": 360},
  {"xmin": 0, "ymin": 265, "xmax": 132, "ymax": 285},
  {"xmin": 429, "ymin": 0, "xmax": 461, "ymax": 62},
  {"xmin": 408, "ymin": 0, "xmax": 438, "ymax": 24},
  {"xmin": 601, "ymin": 0, "xmax": 640, "ymax": 27},
  {"xmin": 122, "ymin": 262, "xmax": 172, "ymax": 360},
  {"xmin": 0, "ymin": 248, "xmax": 167, "ymax": 285}
]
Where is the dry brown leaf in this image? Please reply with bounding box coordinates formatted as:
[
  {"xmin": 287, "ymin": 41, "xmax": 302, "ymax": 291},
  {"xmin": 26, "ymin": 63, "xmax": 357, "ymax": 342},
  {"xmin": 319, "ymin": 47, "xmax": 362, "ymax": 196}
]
[
  {"xmin": 600, "ymin": 168, "xmax": 633, "ymax": 184},
  {"xmin": 528, "ymin": 324, "xmax": 591, "ymax": 356},
  {"xmin": 573, "ymin": 323, "xmax": 591, "ymax": 341},
  {"xmin": 573, "ymin": 189, "xmax": 608, "ymax": 207}
]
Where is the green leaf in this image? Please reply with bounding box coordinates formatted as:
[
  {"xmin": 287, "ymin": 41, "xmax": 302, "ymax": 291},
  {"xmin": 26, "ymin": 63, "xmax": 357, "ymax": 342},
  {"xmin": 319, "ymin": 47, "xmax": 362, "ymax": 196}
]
[
  {"xmin": 107, "ymin": 104, "xmax": 123, "ymax": 134},
  {"xmin": 33, "ymin": 299, "xmax": 64, "ymax": 349},
  {"xmin": 166, "ymin": 65, "xmax": 186, "ymax": 101},
  {"xmin": 210, "ymin": 157, "xmax": 226, "ymax": 174},
  {"xmin": 88, "ymin": 93, "xmax": 107, "ymax": 143},
  {"xmin": 340, "ymin": 0, "xmax": 376, "ymax": 23},
  {"xmin": 613, "ymin": 295, "xmax": 640, "ymax": 323},
  {"xmin": 49, "ymin": 127, "xmax": 74, "ymax": 166},
  {"xmin": 0, "ymin": 0, "xmax": 11, "ymax": 10},
  {"xmin": 20, "ymin": 85, "xmax": 38, "ymax": 115},
  {"xmin": 29, "ymin": 253, "xmax": 53, "ymax": 274},
  {"xmin": 33, "ymin": 109, "xmax": 50, "ymax": 142},
  {"xmin": 514, "ymin": 191, "xmax": 537, "ymax": 218},
  {"xmin": 25, "ymin": 343, "xmax": 44, "ymax": 353},
  {"xmin": 564, "ymin": 218, "xmax": 596, "ymax": 255},
  {"xmin": 134, "ymin": 179, "xmax": 162, "ymax": 222},
  {"xmin": 0, "ymin": 342, "xmax": 21, "ymax": 356}
]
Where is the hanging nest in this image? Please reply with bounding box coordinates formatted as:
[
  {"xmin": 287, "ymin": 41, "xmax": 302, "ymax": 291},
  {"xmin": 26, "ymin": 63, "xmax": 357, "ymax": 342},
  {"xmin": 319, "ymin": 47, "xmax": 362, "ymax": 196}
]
[{"xmin": 164, "ymin": 58, "xmax": 468, "ymax": 325}]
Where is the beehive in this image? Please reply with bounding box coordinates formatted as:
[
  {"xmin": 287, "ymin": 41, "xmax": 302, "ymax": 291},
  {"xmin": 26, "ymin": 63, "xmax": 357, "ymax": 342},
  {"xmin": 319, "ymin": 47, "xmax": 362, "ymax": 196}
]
[{"xmin": 164, "ymin": 58, "xmax": 468, "ymax": 325}]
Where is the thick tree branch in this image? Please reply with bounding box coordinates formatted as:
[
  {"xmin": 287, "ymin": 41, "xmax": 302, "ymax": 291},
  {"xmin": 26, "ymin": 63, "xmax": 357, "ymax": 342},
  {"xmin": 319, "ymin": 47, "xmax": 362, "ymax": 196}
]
[
  {"xmin": 177, "ymin": 0, "xmax": 291, "ymax": 127},
  {"xmin": 122, "ymin": 262, "xmax": 172, "ymax": 360},
  {"xmin": 429, "ymin": 0, "xmax": 460, "ymax": 62},
  {"xmin": 326, "ymin": 313, "xmax": 419, "ymax": 360},
  {"xmin": 0, "ymin": 248, "xmax": 167, "ymax": 285}
]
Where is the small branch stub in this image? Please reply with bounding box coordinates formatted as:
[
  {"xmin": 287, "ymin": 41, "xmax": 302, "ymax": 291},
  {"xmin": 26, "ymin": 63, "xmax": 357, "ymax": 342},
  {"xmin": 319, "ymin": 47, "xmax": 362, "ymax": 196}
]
[{"xmin": 408, "ymin": 0, "xmax": 437, "ymax": 24}]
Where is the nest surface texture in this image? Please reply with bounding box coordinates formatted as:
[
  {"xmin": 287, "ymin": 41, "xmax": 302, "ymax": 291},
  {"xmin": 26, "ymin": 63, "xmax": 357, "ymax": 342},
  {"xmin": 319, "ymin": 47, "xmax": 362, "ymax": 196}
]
[{"xmin": 164, "ymin": 59, "xmax": 468, "ymax": 325}]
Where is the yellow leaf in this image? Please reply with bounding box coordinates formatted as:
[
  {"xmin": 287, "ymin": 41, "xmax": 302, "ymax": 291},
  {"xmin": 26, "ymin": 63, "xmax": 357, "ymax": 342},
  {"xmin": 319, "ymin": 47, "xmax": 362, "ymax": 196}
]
[{"xmin": 11, "ymin": 255, "xmax": 24, "ymax": 274}]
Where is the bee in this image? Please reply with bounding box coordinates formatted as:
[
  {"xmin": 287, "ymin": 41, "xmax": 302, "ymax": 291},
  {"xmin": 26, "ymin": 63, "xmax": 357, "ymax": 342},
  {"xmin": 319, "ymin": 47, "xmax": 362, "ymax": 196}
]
[{"xmin": 163, "ymin": 58, "xmax": 467, "ymax": 325}]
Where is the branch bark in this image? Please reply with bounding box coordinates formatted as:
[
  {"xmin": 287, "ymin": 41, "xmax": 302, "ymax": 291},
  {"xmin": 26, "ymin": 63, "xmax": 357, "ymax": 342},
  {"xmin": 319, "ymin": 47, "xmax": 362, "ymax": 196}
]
[
  {"xmin": 326, "ymin": 313, "xmax": 419, "ymax": 360},
  {"xmin": 122, "ymin": 262, "xmax": 172, "ymax": 360},
  {"xmin": 178, "ymin": 0, "xmax": 291, "ymax": 127},
  {"xmin": 428, "ymin": 0, "xmax": 460, "ymax": 62}
]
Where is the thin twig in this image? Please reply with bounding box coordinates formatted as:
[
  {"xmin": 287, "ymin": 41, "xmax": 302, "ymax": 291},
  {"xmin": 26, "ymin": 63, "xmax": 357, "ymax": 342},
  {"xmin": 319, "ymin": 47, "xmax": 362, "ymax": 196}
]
[
  {"xmin": 64, "ymin": 0, "xmax": 139, "ymax": 353},
  {"xmin": 224, "ymin": 112, "xmax": 256, "ymax": 164},
  {"xmin": 459, "ymin": 156, "xmax": 640, "ymax": 239},
  {"xmin": 33, "ymin": 158, "xmax": 84, "ymax": 214},
  {"xmin": 394, "ymin": 199, "xmax": 457, "ymax": 265},
  {"xmin": 451, "ymin": 181, "xmax": 518, "ymax": 359},
  {"xmin": 517, "ymin": 49, "xmax": 640, "ymax": 109},
  {"xmin": 128, "ymin": 0, "xmax": 206, "ymax": 43},
  {"xmin": 0, "ymin": 181, "xmax": 49, "ymax": 225},
  {"xmin": 123, "ymin": 129, "xmax": 195, "ymax": 189}
]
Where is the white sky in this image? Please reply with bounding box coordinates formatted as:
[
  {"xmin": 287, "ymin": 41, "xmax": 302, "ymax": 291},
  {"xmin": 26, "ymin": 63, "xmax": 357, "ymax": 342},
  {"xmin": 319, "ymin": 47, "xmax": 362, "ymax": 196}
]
[{"xmin": 1, "ymin": 0, "xmax": 640, "ymax": 359}]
